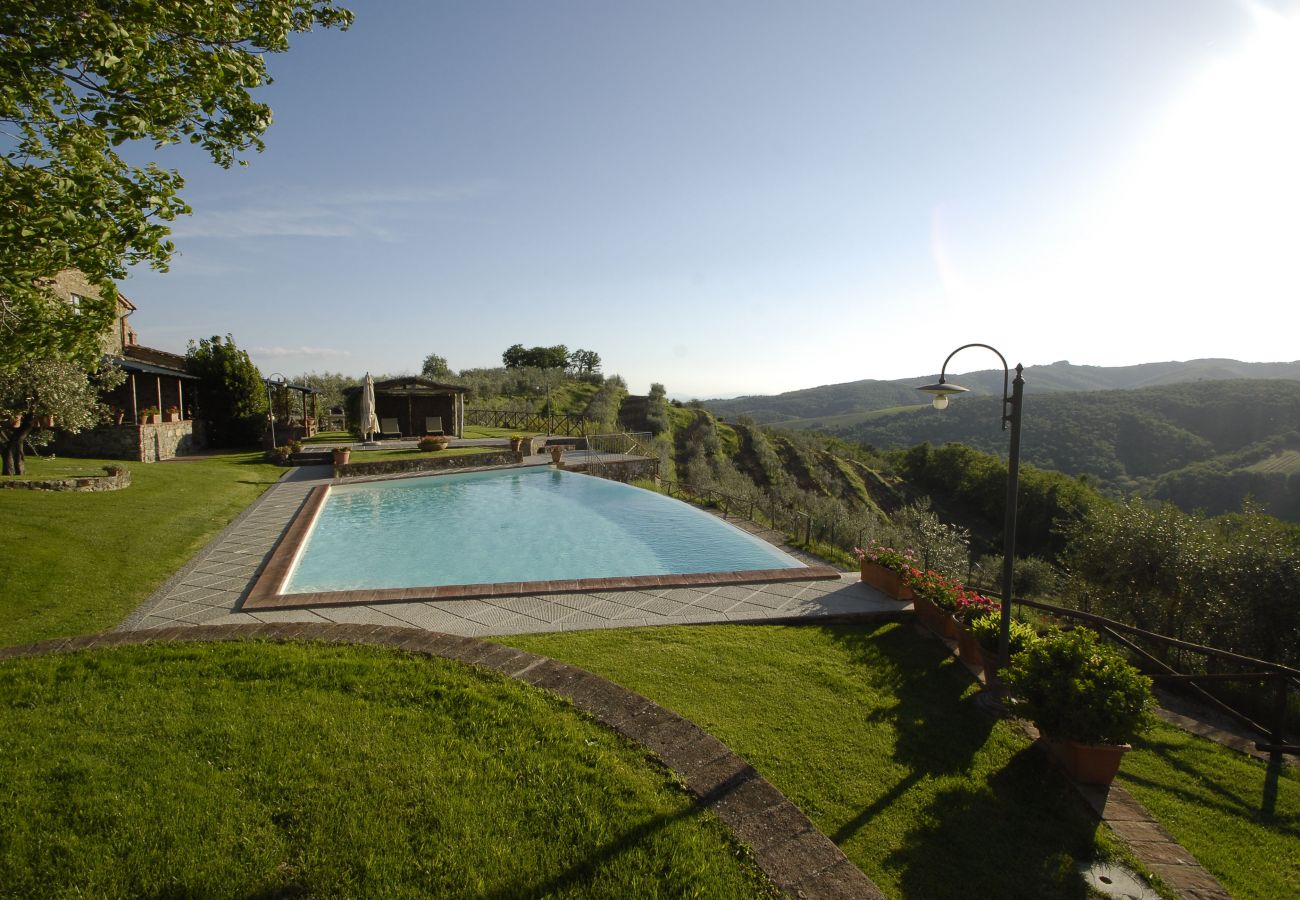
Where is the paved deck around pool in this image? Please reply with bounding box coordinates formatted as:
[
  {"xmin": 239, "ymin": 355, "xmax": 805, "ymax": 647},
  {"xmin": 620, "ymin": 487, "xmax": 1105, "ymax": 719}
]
[{"xmin": 119, "ymin": 465, "xmax": 910, "ymax": 636}]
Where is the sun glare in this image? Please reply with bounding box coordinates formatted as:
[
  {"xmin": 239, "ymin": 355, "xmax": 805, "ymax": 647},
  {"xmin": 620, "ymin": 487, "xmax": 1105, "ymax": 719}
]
[{"xmin": 942, "ymin": 9, "xmax": 1300, "ymax": 362}]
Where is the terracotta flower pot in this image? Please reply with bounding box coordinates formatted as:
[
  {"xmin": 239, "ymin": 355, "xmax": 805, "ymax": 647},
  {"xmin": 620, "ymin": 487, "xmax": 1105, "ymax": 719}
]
[
  {"xmin": 332, "ymin": 449, "xmax": 351, "ymax": 465},
  {"xmin": 1042, "ymin": 737, "xmax": 1131, "ymax": 786},
  {"xmin": 860, "ymin": 560, "xmax": 915, "ymax": 600},
  {"xmin": 956, "ymin": 625, "xmax": 984, "ymax": 667},
  {"xmin": 551, "ymin": 446, "xmax": 565, "ymax": 464}
]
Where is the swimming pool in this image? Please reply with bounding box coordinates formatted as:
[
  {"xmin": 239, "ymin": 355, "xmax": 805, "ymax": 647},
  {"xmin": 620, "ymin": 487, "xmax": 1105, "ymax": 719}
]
[{"xmin": 274, "ymin": 468, "xmax": 807, "ymax": 598}]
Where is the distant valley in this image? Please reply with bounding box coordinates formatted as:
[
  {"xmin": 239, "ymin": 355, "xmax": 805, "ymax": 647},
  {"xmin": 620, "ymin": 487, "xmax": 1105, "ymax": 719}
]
[{"xmin": 704, "ymin": 360, "xmax": 1300, "ymax": 521}]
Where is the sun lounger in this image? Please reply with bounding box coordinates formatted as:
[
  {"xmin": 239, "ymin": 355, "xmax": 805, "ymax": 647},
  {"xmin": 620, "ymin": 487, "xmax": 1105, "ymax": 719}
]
[
  {"xmin": 424, "ymin": 416, "xmax": 444, "ymax": 435},
  {"xmin": 379, "ymin": 417, "xmax": 402, "ymax": 438}
]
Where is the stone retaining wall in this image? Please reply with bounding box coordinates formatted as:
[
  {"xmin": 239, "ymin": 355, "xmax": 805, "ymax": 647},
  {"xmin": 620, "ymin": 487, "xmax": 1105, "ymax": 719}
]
[
  {"xmin": 51, "ymin": 420, "xmax": 203, "ymax": 463},
  {"xmin": 0, "ymin": 467, "xmax": 131, "ymax": 492},
  {"xmin": 335, "ymin": 450, "xmax": 517, "ymax": 478}
]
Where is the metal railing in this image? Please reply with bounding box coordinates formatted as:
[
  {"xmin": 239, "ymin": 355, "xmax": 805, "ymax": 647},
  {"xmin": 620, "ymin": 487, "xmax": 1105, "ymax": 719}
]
[
  {"xmin": 1001, "ymin": 596, "xmax": 1299, "ymax": 759},
  {"xmin": 465, "ymin": 407, "xmax": 589, "ymax": 436}
]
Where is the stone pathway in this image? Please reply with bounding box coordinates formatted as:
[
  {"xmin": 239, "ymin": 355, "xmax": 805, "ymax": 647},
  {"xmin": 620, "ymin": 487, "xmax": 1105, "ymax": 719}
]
[
  {"xmin": 0, "ymin": 623, "xmax": 886, "ymax": 899},
  {"xmin": 119, "ymin": 465, "xmax": 908, "ymax": 636}
]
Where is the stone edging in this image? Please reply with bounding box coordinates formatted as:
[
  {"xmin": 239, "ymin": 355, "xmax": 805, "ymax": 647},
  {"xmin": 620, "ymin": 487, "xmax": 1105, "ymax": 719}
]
[
  {"xmin": 0, "ymin": 467, "xmax": 131, "ymax": 492},
  {"xmin": 0, "ymin": 623, "xmax": 884, "ymax": 900}
]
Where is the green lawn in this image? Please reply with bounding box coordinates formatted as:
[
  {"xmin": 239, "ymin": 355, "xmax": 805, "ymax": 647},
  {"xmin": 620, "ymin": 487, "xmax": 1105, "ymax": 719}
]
[
  {"xmin": 0, "ymin": 456, "xmax": 110, "ymax": 480},
  {"xmin": 502, "ymin": 622, "xmax": 1299, "ymax": 900},
  {"xmin": 0, "ymin": 452, "xmax": 283, "ymax": 648},
  {"xmin": 1120, "ymin": 721, "xmax": 1300, "ymax": 900},
  {"xmin": 501, "ymin": 622, "xmax": 1142, "ymax": 899},
  {"xmin": 0, "ymin": 642, "xmax": 773, "ymax": 897}
]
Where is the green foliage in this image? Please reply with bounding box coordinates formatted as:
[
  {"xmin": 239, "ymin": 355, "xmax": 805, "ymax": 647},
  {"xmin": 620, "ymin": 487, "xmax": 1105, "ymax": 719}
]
[
  {"xmin": 0, "ymin": 0, "xmax": 352, "ymax": 372},
  {"xmin": 290, "ymin": 370, "xmax": 357, "ymax": 414},
  {"xmin": 186, "ymin": 335, "xmax": 267, "ymax": 447},
  {"xmin": 1004, "ymin": 627, "xmax": 1155, "ymax": 745},
  {"xmin": 644, "ymin": 382, "xmax": 670, "ymax": 435},
  {"xmin": 893, "ymin": 441, "xmax": 1104, "ymax": 558},
  {"xmin": 502, "ymin": 343, "xmax": 569, "ymax": 369},
  {"xmin": 1061, "ymin": 498, "xmax": 1300, "ymax": 666},
  {"xmin": 968, "ymin": 614, "xmax": 1039, "ymax": 656},
  {"xmin": 0, "ymin": 356, "xmax": 124, "ymax": 474},
  {"xmin": 419, "ymin": 352, "xmax": 451, "ymax": 380},
  {"xmin": 579, "ymin": 374, "xmax": 627, "ymax": 431},
  {"xmin": 845, "ymin": 380, "xmax": 1300, "ymax": 518}
]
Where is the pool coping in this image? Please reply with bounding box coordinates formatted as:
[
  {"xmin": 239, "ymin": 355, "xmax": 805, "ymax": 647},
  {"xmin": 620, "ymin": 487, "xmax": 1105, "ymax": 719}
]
[{"xmin": 242, "ymin": 482, "xmax": 842, "ymax": 611}]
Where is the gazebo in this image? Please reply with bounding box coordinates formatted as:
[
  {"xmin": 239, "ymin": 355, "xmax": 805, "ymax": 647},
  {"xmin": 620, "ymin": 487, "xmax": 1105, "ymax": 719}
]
[{"xmin": 345, "ymin": 377, "xmax": 467, "ymax": 438}]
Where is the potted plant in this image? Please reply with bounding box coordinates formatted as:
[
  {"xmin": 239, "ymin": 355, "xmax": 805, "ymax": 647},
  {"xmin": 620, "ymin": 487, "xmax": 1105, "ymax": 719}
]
[
  {"xmin": 954, "ymin": 593, "xmax": 1001, "ymax": 665},
  {"xmin": 1002, "ymin": 627, "xmax": 1154, "ymax": 785},
  {"xmin": 550, "ymin": 444, "xmax": 566, "ymax": 465},
  {"xmin": 419, "ymin": 434, "xmax": 450, "ymax": 452},
  {"xmin": 509, "ymin": 434, "xmax": 527, "ymax": 453},
  {"xmin": 266, "ymin": 445, "xmax": 293, "ymax": 466},
  {"xmin": 164, "ymin": 405, "xmax": 181, "ymax": 422},
  {"xmin": 139, "ymin": 406, "xmax": 159, "ymax": 425},
  {"xmin": 968, "ymin": 613, "xmax": 1038, "ymax": 683},
  {"xmin": 907, "ymin": 568, "xmax": 962, "ymax": 638},
  {"xmin": 332, "ymin": 446, "xmax": 351, "ymax": 466},
  {"xmin": 853, "ymin": 542, "xmax": 916, "ymax": 601}
]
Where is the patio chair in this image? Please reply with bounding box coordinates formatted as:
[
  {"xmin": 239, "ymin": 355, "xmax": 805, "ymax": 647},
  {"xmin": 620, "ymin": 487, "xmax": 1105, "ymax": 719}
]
[
  {"xmin": 424, "ymin": 416, "xmax": 444, "ymax": 436},
  {"xmin": 379, "ymin": 417, "xmax": 402, "ymax": 438}
]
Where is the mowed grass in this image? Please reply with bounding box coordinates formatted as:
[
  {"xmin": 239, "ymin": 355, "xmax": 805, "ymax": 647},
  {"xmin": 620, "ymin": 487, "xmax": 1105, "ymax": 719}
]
[
  {"xmin": 501, "ymin": 622, "xmax": 1140, "ymax": 900},
  {"xmin": 0, "ymin": 452, "xmax": 283, "ymax": 648},
  {"xmin": 1119, "ymin": 721, "xmax": 1300, "ymax": 900},
  {"xmin": 0, "ymin": 642, "xmax": 773, "ymax": 898}
]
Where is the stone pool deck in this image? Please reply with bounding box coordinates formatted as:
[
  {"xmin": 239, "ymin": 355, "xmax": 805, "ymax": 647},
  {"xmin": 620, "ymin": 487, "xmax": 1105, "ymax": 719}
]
[{"xmin": 119, "ymin": 465, "xmax": 909, "ymax": 636}]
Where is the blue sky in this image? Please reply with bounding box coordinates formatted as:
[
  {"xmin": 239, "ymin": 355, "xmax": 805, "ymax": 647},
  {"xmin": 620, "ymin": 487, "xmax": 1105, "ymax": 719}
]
[{"xmin": 122, "ymin": 0, "xmax": 1300, "ymax": 398}]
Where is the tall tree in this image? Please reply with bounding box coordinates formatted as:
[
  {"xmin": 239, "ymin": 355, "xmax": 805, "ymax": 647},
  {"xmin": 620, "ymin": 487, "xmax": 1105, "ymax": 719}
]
[
  {"xmin": 186, "ymin": 334, "xmax": 267, "ymax": 447},
  {"xmin": 421, "ymin": 352, "xmax": 451, "ymax": 380},
  {"xmin": 0, "ymin": 1, "xmax": 353, "ymax": 373},
  {"xmin": 568, "ymin": 348, "xmax": 601, "ymax": 377}
]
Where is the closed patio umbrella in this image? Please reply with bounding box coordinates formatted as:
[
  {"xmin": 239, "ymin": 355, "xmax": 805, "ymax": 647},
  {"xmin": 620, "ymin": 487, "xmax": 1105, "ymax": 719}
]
[{"xmin": 360, "ymin": 372, "xmax": 380, "ymax": 443}]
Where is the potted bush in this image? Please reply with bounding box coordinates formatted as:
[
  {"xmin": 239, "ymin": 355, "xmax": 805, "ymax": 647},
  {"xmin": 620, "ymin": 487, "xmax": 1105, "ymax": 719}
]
[
  {"xmin": 853, "ymin": 542, "xmax": 916, "ymax": 601},
  {"xmin": 968, "ymin": 613, "xmax": 1038, "ymax": 683},
  {"xmin": 332, "ymin": 446, "xmax": 351, "ymax": 466},
  {"xmin": 266, "ymin": 445, "xmax": 293, "ymax": 466},
  {"xmin": 419, "ymin": 434, "xmax": 450, "ymax": 452},
  {"xmin": 138, "ymin": 406, "xmax": 159, "ymax": 425},
  {"xmin": 509, "ymin": 434, "xmax": 527, "ymax": 453},
  {"xmin": 907, "ymin": 568, "xmax": 962, "ymax": 638},
  {"xmin": 1002, "ymin": 627, "xmax": 1154, "ymax": 785},
  {"xmin": 164, "ymin": 405, "xmax": 181, "ymax": 422}
]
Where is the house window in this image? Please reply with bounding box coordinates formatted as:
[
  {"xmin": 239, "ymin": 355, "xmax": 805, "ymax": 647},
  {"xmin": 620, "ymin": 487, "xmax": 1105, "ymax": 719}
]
[{"xmin": 69, "ymin": 293, "xmax": 82, "ymax": 314}]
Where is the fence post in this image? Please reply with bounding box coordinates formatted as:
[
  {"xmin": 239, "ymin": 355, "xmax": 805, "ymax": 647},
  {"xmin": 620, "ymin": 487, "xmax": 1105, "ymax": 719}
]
[
  {"xmin": 1271, "ymin": 673, "xmax": 1289, "ymax": 761},
  {"xmin": 804, "ymin": 513, "xmax": 811, "ymax": 545}
]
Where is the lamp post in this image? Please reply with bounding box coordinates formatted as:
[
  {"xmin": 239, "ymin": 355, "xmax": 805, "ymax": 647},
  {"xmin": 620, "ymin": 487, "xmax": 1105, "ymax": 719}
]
[
  {"xmin": 917, "ymin": 344, "xmax": 1025, "ymax": 664},
  {"xmin": 266, "ymin": 373, "xmax": 285, "ymax": 448}
]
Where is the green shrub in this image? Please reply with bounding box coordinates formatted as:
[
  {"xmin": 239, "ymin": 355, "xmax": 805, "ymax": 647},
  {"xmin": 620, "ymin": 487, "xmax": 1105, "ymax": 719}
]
[
  {"xmin": 1003, "ymin": 627, "xmax": 1154, "ymax": 745},
  {"xmin": 968, "ymin": 613, "xmax": 1037, "ymax": 655}
]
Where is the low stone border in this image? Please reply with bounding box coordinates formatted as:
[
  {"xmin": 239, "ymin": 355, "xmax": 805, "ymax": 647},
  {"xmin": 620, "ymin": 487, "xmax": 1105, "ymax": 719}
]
[
  {"xmin": 0, "ymin": 466, "xmax": 131, "ymax": 492},
  {"xmin": 334, "ymin": 450, "xmax": 516, "ymax": 479},
  {"xmin": 0, "ymin": 623, "xmax": 884, "ymax": 900}
]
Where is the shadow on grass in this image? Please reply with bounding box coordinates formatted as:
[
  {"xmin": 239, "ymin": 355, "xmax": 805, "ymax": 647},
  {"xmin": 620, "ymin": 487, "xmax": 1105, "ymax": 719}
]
[
  {"xmin": 886, "ymin": 749, "xmax": 1098, "ymax": 900},
  {"xmin": 1125, "ymin": 731, "xmax": 1300, "ymax": 835},
  {"xmin": 822, "ymin": 623, "xmax": 1101, "ymax": 898},
  {"xmin": 487, "ymin": 770, "xmax": 762, "ymax": 899}
]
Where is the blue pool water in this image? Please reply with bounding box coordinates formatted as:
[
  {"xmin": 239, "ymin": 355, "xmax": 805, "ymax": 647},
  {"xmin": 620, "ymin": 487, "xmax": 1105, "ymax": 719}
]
[{"xmin": 283, "ymin": 467, "xmax": 803, "ymax": 593}]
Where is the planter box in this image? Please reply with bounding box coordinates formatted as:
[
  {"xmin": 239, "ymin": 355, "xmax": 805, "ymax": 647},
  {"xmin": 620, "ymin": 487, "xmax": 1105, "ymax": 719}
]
[
  {"xmin": 1042, "ymin": 737, "xmax": 1131, "ymax": 786},
  {"xmin": 913, "ymin": 595, "xmax": 958, "ymax": 639},
  {"xmin": 860, "ymin": 560, "xmax": 914, "ymax": 600},
  {"xmin": 956, "ymin": 625, "xmax": 984, "ymax": 667}
]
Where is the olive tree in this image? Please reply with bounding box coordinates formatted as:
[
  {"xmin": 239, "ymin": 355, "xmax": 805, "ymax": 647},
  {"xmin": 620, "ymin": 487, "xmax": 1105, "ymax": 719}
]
[{"xmin": 0, "ymin": 1, "xmax": 352, "ymax": 388}]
